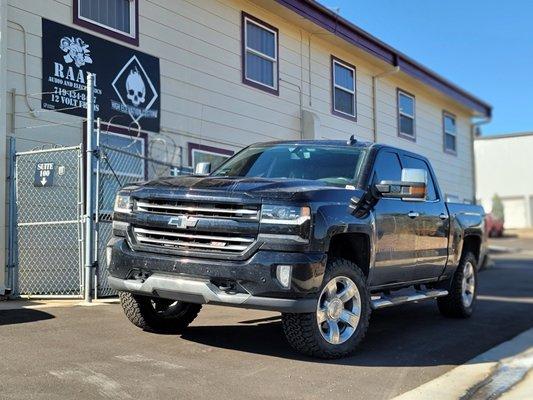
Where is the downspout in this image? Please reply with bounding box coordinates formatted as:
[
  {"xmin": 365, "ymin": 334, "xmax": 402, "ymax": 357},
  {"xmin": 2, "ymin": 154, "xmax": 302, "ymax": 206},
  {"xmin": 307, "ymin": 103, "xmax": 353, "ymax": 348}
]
[
  {"xmin": 471, "ymin": 116, "xmax": 491, "ymax": 205},
  {"xmin": 372, "ymin": 65, "xmax": 400, "ymax": 142}
]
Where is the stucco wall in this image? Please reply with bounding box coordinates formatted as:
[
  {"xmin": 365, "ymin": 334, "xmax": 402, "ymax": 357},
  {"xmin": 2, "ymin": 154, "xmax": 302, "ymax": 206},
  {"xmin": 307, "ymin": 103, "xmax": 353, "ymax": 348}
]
[{"xmin": 475, "ymin": 134, "xmax": 533, "ymax": 228}]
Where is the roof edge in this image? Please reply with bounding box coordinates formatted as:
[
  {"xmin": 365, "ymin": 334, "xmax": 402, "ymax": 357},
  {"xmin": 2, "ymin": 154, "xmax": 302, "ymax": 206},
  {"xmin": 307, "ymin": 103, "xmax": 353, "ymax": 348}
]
[
  {"xmin": 276, "ymin": 0, "xmax": 492, "ymax": 118},
  {"xmin": 476, "ymin": 132, "xmax": 533, "ymax": 141}
]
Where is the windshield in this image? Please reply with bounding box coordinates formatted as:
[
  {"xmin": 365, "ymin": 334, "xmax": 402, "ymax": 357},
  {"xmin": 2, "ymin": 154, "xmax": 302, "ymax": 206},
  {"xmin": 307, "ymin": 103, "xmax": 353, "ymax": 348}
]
[{"xmin": 212, "ymin": 144, "xmax": 367, "ymax": 187}]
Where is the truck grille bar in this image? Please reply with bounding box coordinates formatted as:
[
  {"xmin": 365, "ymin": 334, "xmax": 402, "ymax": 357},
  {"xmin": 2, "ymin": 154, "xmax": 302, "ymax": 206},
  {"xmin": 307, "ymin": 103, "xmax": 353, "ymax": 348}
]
[
  {"xmin": 135, "ymin": 200, "xmax": 259, "ymax": 220},
  {"xmin": 133, "ymin": 227, "xmax": 255, "ymax": 253}
]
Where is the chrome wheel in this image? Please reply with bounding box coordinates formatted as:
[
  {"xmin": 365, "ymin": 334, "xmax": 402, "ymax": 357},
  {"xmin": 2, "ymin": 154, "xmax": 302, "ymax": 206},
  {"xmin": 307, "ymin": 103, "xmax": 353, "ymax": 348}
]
[
  {"xmin": 461, "ymin": 262, "xmax": 475, "ymax": 307},
  {"xmin": 317, "ymin": 276, "xmax": 361, "ymax": 345}
]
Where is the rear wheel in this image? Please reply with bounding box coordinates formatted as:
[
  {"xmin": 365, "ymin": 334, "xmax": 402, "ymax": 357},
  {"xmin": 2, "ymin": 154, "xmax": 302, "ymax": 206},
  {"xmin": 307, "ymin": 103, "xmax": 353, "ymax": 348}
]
[
  {"xmin": 281, "ymin": 258, "xmax": 371, "ymax": 359},
  {"xmin": 119, "ymin": 292, "xmax": 202, "ymax": 333},
  {"xmin": 438, "ymin": 252, "xmax": 478, "ymax": 318}
]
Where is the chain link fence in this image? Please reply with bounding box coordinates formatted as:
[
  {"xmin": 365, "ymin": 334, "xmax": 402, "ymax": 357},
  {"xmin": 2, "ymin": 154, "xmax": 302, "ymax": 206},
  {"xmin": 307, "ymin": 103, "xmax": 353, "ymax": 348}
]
[
  {"xmin": 95, "ymin": 143, "xmax": 191, "ymax": 297},
  {"xmin": 14, "ymin": 146, "xmax": 83, "ymax": 297},
  {"xmin": 8, "ymin": 132, "xmax": 191, "ymax": 298}
]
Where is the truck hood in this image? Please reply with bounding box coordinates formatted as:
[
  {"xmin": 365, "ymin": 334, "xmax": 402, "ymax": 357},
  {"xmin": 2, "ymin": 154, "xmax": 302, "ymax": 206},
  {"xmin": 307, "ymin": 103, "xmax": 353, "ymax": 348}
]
[{"xmin": 128, "ymin": 175, "xmax": 354, "ymax": 202}]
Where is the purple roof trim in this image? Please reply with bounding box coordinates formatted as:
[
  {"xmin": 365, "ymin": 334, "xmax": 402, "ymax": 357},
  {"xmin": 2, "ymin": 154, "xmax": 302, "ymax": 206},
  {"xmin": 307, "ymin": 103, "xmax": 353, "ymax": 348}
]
[{"xmin": 276, "ymin": 0, "xmax": 491, "ymax": 117}]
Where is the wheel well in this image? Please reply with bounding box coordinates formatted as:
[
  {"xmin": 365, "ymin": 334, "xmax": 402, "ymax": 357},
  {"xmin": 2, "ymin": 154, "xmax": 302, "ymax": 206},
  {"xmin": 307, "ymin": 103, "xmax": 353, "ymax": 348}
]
[
  {"xmin": 462, "ymin": 235, "xmax": 481, "ymax": 263},
  {"xmin": 328, "ymin": 233, "xmax": 370, "ymax": 279}
]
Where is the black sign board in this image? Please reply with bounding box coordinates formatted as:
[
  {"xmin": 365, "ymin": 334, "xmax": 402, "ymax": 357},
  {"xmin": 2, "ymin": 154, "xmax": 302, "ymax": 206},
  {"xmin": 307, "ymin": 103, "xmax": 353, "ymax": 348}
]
[
  {"xmin": 34, "ymin": 162, "xmax": 55, "ymax": 187},
  {"xmin": 41, "ymin": 19, "xmax": 160, "ymax": 132}
]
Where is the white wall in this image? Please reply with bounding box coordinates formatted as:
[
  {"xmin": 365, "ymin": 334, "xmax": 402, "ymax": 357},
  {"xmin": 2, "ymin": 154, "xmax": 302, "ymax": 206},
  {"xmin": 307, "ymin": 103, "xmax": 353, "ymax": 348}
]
[{"xmin": 475, "ymin": 133, "xmax": 533, "ymax": 228}]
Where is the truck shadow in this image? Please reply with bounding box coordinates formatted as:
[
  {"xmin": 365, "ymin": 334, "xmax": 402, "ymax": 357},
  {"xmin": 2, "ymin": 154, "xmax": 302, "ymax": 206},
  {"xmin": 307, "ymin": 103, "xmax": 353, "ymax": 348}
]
[
  {"xmin": 0, "ymin": 308, "xmax": 55, "ymax": 326},
  {"xmin": 181, "ymin": 259, "xmax": 533, "ymax": 366}
]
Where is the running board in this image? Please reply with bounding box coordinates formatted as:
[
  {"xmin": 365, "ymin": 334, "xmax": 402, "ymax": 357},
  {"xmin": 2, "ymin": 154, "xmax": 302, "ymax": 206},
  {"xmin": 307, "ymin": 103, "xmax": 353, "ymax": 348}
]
[{"xmin": 371, "ymin": 289, "xmax": 448, "ymax": 310}]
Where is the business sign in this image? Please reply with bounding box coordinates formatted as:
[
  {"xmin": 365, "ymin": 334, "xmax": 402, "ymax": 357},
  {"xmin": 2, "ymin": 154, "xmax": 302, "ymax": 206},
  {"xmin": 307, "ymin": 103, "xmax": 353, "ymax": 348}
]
[
  {"xmin": 34, "ymin": 162, "xmax": 55, "ymax": 187},
  {"xmin": 41, "ymin": 19, "xmax": 160, "ymax": 132}
]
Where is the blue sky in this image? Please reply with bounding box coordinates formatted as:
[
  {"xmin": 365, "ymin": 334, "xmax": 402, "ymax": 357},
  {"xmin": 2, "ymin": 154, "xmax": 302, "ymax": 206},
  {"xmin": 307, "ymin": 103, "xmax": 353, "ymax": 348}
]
[{"xmin": 319, "ymin": 0, "xmax": 532, "ymax": 136}]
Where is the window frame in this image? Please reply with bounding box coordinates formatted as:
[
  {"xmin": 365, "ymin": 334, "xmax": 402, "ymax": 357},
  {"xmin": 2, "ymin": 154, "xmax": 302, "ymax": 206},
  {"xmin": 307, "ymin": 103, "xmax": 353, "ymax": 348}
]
[
  {"xmin": 331, "ymin": 55, "xmax": 357, "ymax": 121},
  {"xmin": 443, "ymin": 110, "xmax": 458, "ymax": 155},
  {"xmin": 73, "ymin": 0, "xmax": 139, "ymax": 46},
  {"xmin": 241, "ymin": 12, "xmax": 279, "ymax": 95},
  {"xmin": 188, "ymin": 143, "xmax": 234, "ymax": 170},
  {"xmin": 397, "ymin": 88, "xmax": 416, "ymax": 141}
]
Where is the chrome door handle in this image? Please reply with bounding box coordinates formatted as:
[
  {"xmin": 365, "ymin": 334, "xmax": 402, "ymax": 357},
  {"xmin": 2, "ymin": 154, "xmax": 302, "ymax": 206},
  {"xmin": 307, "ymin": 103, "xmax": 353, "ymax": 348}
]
[
  {"xmin": 439, "ymin": 213, "xmax": 449, "ymax": 220},
  {"xmin": 407, "ymin": 211, "xmax": 419, "ymax": 218}
]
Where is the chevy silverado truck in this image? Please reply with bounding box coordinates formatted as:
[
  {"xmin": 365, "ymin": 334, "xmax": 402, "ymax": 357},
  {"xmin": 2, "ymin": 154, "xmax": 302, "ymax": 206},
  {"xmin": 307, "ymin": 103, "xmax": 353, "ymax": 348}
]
[{"xmin": 108, "ymin": 138, "xmax": 487, "ymax": 358}]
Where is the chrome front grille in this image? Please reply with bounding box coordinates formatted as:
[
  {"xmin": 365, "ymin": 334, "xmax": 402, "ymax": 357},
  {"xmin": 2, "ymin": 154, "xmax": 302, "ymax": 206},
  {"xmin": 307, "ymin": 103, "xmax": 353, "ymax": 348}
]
[
  {"xmin": 135, "ymin": 200, "xmax": 259, "ymax": 220},
  {"xmin": 133, "ymin": 227, "xmax": 255, "ymax": 254}
]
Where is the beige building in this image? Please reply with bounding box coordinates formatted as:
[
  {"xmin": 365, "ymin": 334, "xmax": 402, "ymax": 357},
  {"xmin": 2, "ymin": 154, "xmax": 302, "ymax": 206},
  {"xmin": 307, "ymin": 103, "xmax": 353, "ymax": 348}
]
[
  {"xmin": 475, "ymin": 132, "xmax": 533, "ymax": 229},
  {"xmin": 0, "ymin": 0, "xmax": 491, "ymax": 295}
]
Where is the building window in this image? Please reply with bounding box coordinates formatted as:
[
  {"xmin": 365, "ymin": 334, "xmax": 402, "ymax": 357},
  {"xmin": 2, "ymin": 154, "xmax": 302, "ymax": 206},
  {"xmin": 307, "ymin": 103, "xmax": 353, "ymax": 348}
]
[
  {"xmin": 397, "ymin": 89, "xmax": 416, "ymax": 140},
  {"xmin": 86, "ymin": 124, "xmax": 147, "ymax": 215},
  {"xmin": 443, "ymin": 112, "xmax": 457, "ymax": 154},
  {"xmin": 74, "ymin": 0, "xmax": 139, "ymax": 45},
  {"xmin": 188, "ymin": 143, "xmax": 233, "ymax": 171},
  {"xmin": 331, "ymin": 56, "xmax": 356, "ymax": 120},
  {"xmin": 242, "ymin": 12, "xmax": 278, "ymax": 94}
]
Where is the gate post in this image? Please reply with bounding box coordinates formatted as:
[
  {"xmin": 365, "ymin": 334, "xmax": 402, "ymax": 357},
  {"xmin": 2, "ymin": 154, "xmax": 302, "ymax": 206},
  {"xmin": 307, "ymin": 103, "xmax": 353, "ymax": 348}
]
[
  {"xmin": 84, "ymin": 73, "xmax": 95, "ymax": 303},
  {"xmin": 6, "ymin": 137, "xmax": 17, "ymax": 294}
]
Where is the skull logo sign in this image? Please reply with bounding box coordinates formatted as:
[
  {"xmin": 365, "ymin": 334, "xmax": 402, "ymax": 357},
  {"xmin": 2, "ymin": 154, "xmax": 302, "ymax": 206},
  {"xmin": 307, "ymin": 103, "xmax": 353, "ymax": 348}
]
[{"xmin": 126, "ymin": 67, "xmax": 146, "ymax": 106}]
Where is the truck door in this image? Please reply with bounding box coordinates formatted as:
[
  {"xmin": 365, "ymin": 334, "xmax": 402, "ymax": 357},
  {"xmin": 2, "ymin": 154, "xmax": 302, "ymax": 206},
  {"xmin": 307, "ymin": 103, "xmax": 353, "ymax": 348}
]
[
  {"xmin": 401, "ymin": 155, "xmax": 449, "ymax": 280},
  {"xmin": 371, "ymin": 150, "xmax": 418, "ymax": 286}
]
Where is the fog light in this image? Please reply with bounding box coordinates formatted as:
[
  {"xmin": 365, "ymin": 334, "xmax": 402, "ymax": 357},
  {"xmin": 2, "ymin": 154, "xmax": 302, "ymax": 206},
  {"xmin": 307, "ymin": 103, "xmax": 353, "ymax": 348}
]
[{"xmin": 276, "ymin": 265, "xmax": 292, "ymax": 289}]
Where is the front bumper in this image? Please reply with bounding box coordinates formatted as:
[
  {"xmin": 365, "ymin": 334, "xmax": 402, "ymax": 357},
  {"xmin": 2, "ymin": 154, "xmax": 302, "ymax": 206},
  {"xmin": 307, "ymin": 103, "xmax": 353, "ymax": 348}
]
[{"xmin": 107, "ymin": 238, "xmax": 326, "ymax": 313}]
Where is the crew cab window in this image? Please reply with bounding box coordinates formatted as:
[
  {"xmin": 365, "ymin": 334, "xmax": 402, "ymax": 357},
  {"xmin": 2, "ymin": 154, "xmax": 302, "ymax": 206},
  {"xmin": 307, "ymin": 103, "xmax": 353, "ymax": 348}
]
[
  {"xmin": 402, "ymin": 155, "xmax": 437, "ymax": 201},
  {"xmin": 212, "ymin": 144, "xmax": 367, "ymax": 187},
  {"xmin": 372, "ymin": 151, "xmax": 402, "ymax": 184}
]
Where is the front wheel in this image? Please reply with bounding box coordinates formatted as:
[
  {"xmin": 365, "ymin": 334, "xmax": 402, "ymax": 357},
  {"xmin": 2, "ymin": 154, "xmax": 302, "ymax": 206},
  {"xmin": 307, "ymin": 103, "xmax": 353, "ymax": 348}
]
[
  {"xmin": 119, "ymin": 292, "xmax": 202, "ymax": 333},
  {"xmin": 437, "ymin": 252, "xmax": 478, "ymax": 318},
  {"xmin": 281, "ymin": 258, "xmax": 371, "ymax": 359}
]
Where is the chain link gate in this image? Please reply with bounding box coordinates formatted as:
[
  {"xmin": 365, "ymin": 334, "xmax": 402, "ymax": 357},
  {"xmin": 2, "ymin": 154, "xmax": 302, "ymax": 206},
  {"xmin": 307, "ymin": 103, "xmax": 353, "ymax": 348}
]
[
  {"xmin": 95, "ymin": 142, "xmax": 191, "ymax": 297},
  {"xmin": 14, "ymin": 146, "xmax": 84, "ymax": 297}
]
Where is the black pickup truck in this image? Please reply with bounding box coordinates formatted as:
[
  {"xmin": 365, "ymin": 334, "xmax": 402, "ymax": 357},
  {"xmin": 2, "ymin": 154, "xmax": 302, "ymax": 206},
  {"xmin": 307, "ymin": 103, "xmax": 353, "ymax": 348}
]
[{"xmin": 108, "ymin": 139, "xmax": 487, "ymax": 358}]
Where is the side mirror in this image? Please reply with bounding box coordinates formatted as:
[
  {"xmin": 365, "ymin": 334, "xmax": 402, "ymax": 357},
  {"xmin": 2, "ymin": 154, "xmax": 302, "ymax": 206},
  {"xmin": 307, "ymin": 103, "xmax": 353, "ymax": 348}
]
[
  {"xmin": 373, "ymin": 168, "xmax": 427, "ymax": 200},
  {"xmin": 194, "ymin": 162, "xmax": 211, "ymax": 176}
]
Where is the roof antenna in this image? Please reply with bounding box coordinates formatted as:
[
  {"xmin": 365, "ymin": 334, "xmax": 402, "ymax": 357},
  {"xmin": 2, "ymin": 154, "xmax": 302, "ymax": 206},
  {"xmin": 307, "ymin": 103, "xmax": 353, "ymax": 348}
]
[{"xmin": 347, "ymin": 134, "xmax": 357, "ymax": 145}]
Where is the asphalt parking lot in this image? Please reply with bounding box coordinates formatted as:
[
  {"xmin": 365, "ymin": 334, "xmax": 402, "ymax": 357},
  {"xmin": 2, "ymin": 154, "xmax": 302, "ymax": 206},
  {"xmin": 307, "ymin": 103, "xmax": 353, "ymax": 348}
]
[{"xmin": 0, "ymin": 244, "xmax": 532, "ymax": 400}]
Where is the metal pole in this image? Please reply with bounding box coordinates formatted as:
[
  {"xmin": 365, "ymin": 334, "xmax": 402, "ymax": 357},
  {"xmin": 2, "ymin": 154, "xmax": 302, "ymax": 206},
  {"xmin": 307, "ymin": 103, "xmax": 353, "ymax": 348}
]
[
  {"xmin": 93, "ymin": 117, "xmax": 101, "ymax": 300},
  {"xmin": 84, "ymin": 73, "xmax": 95, "ymax": 303},
  {"xmin": 7, "ymin": 137, "xmax": 17, "ymax": 294}
]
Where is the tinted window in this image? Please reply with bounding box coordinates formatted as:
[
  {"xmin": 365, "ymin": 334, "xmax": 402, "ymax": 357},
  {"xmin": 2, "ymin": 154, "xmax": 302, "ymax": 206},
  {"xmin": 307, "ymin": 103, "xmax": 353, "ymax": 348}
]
[
  {"xmin": 213, "ymin": 144, "xmax": 367, "ymax": 187},
  {"xmin": 401, "ymin": 155, "xmax": 438, "ymax": 201},
  {"xmin": 373, "ymin": 151, "xmax": 402, "ymax": 183}
]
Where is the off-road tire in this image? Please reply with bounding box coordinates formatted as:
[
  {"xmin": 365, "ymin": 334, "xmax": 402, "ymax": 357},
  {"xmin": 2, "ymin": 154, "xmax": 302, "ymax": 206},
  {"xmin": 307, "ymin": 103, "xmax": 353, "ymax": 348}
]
[
  {"xmin": 119, "ymin": 292, "xmax": 202, "ymax": 333},
  {"xmin": 437, "ymin": 252, "xmax": 478, "ymax": 318},
  {"xmin": 281, "ymin": 258, "xmax": 371, "ymax": 359}
]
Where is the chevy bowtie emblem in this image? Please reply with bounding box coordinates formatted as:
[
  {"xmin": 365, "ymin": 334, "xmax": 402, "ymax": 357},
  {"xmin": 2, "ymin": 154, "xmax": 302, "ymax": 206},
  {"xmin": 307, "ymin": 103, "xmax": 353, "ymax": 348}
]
[{"xmin": 168, "ymin": 216, "xmax": 198, "ymax": 229}]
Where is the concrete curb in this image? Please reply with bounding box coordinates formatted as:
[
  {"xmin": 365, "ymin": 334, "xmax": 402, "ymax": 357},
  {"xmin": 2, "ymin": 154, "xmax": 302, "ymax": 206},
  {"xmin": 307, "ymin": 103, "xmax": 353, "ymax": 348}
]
[{"xmin": 391, "ymin": 328, "xmax": 533, "ymax": 400}]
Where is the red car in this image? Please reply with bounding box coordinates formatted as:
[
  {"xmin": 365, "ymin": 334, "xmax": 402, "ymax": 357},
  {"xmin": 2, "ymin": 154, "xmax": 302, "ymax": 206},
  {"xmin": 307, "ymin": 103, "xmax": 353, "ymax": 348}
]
[{"xmin": 486, "ymin": 213, "xmax": 504, "ymax": 237}]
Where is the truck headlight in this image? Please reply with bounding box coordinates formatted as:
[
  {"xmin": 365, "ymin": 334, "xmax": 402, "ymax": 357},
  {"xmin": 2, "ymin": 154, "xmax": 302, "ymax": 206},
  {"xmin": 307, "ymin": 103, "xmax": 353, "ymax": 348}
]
[
  {"xmin": 261, "ymin": 205, "xmax": 310, "ymax": 225},
  {"xmin": 114, "ymin": 193, "xmax": 132, "ymax": 214}
]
